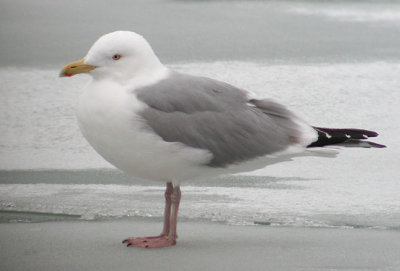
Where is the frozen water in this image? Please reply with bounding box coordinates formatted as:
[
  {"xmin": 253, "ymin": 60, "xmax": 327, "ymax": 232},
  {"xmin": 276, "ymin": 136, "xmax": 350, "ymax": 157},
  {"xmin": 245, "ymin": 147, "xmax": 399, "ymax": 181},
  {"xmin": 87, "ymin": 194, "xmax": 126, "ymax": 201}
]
[
  {"xmin": 288, "ymin": 2, "xmax": 400, "ymax": 23},
  {"xmin": 0, "ymin": 0, "xmax": 399, "ymax": 229}
]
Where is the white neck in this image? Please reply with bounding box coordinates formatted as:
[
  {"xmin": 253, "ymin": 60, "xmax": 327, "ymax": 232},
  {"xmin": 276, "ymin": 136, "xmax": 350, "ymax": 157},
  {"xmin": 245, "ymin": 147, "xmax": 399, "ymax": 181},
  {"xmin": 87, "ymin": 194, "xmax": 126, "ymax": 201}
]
[{"xmin": 126, "ymin": 65, "xmax": 170, "ymax": 90}]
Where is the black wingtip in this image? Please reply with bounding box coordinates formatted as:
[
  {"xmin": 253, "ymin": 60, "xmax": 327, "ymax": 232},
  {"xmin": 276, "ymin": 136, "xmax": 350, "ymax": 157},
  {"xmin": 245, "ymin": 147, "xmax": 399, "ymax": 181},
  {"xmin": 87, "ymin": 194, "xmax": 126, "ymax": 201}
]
[
  {"xmin": 308, "ymin": 127, "xmax": 385, "ymax": 148},
  {"xmin": 368, "ymin": 142, "xmax": 386, "ymax": 148},
  {"xmin": 362, "ymin": 130, "xmax": 379, "ymax": 138}
]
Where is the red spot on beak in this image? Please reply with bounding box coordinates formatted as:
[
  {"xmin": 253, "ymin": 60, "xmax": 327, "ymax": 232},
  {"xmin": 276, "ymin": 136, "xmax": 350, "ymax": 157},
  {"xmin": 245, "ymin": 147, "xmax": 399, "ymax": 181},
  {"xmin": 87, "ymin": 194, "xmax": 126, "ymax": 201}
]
[{"xmin": 66, "ymin": 73, "xmax": 72, "ymax": 77}]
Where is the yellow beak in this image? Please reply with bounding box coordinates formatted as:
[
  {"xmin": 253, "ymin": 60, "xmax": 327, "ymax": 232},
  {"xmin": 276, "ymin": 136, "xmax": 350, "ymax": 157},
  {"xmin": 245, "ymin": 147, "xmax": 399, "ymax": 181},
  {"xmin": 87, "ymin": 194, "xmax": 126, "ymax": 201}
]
[{"xmin": 59, "ymin": 58, "xmax": 97, "ymax": 77}]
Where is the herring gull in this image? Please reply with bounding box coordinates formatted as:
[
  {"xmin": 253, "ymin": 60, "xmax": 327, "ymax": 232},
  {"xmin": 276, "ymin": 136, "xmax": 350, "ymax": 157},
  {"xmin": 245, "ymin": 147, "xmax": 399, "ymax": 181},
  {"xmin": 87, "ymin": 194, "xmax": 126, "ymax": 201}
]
[{"xmin": 60, "ymin": 31, "xmax": 385, "ymax": 248}]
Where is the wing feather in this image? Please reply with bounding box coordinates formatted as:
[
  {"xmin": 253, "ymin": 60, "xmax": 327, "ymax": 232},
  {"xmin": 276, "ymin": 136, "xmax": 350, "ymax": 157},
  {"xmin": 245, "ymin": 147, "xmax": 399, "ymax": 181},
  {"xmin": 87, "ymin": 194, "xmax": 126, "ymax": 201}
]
[{"xmin": 135, "ymin": 72, "xmax": 300, "ymax": 167}]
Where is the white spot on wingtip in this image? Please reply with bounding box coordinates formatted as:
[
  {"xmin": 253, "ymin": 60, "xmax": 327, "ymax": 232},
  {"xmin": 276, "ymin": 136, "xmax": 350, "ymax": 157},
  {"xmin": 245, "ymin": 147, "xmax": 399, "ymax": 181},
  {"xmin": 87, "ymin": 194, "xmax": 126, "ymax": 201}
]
[{"xmin": 321, "ymin": 131, "xmax": 332, "ymax": 139}]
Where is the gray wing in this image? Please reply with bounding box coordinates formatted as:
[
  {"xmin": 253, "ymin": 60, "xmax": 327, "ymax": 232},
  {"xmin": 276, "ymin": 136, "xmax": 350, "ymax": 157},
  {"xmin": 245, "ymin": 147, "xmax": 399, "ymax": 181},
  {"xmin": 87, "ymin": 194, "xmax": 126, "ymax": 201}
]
[{"xmin": 135, "ymin": 72, "xmax": 301, "ymax": 167}]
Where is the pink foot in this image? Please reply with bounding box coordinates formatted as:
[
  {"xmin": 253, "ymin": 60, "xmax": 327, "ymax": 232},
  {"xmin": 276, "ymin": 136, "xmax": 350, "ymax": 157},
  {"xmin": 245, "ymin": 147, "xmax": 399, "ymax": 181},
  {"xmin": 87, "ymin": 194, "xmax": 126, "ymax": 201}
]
[
  {"xmin": 122, "ymin": 235, "xmax": 176, "ymax": 248},
  {"xmin": 122, "ymin": 183, "xmax": 181, "ymax": 249},
  {"xmin": 122, "ymin": 235, "xmax": 165, "ymax": 244}
]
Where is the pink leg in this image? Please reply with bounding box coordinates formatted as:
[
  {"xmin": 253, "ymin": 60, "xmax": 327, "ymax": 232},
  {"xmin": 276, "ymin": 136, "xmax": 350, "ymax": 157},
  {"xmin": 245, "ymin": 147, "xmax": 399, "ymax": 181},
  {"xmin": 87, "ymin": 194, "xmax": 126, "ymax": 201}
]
[
  {"xmin": 122, "ymin": 183, "xmax": 172, "ymax": 244},
  {"xmin": 122, "ymin": 183, "xmax": 181, "ymax": 248},
  {"xmin": 169, "ymin": 185, "xmax": 181, "ymax": 241},
  {"xmin": 161, "ymin": 182, "xmax": 173, "ymax": 236}
]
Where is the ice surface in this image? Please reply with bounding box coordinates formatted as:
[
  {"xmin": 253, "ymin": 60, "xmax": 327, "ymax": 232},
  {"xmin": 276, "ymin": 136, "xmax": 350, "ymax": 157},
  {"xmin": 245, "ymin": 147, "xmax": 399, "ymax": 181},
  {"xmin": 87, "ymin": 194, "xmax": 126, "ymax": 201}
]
[
  {"xmin": 1, "ymin": 173, "xmax": 399, "ymax": 229},
  {"xmin": 2, "ymin": 0, "xmax": 400, "ymax": 66},
  {"xmin": 1, "ymin": 0, "xmax": 399, "ymax": 231},
  {"xmin": 288, "ymin": 2, "xmax": 400, "ymax": 23},
  {"xmin": 1, "ymin": 220, "xmax": 400, "ymax": 271}
]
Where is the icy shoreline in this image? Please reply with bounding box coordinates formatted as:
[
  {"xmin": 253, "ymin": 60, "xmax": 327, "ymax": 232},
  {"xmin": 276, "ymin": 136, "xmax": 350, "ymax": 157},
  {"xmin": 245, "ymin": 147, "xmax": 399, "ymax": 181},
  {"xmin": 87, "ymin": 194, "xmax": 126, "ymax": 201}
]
[{"xmin": 1, "ymin": 219, "xmax": 400, "ymax": 271}]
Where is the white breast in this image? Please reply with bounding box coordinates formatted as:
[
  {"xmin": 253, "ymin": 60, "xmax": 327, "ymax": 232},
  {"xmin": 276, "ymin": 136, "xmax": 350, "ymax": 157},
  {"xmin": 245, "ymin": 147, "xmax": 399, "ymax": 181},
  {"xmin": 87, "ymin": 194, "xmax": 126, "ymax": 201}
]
[{"xmin": 76, "ymin": 79, "xmax": 213, "ymax": 183}]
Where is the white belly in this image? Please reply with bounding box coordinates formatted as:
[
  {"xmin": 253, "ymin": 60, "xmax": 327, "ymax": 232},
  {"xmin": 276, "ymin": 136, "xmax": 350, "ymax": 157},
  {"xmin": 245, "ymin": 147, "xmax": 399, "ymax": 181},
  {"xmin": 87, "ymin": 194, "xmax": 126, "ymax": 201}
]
[{"xmin": 76, "ymin": 80, "xmax": 213, "ymax": 183}]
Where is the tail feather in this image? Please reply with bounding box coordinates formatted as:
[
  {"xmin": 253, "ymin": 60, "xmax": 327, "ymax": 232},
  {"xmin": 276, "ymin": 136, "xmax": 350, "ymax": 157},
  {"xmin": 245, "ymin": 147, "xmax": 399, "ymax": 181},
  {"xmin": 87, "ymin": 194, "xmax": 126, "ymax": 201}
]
[{"xmin": 307, "ymin": 127, "xmax": 386, "ymax": 148}]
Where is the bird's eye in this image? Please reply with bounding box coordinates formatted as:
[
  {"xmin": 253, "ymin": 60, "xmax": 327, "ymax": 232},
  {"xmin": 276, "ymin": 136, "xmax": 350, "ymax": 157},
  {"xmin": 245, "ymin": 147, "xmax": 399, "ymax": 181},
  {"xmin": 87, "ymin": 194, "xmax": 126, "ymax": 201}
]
[{"xmin": 112, "ymin": 54, "xmax": 121, "ymax": 60}]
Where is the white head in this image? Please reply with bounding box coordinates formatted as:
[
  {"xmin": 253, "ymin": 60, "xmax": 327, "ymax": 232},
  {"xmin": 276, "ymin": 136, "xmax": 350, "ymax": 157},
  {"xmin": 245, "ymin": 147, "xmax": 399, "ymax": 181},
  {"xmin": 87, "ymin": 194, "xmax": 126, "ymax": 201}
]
[{"xmin": 60, "ymin": 31, "xmax": 164, "ymax": 82}]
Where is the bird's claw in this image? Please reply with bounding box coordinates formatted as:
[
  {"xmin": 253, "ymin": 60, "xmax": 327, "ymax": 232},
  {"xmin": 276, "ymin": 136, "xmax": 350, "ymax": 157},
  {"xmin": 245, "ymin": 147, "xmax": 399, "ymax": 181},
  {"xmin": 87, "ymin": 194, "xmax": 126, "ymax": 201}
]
[{"xmin": 122, "ymin": 235, "xmax": 176, "ymax": 248}]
